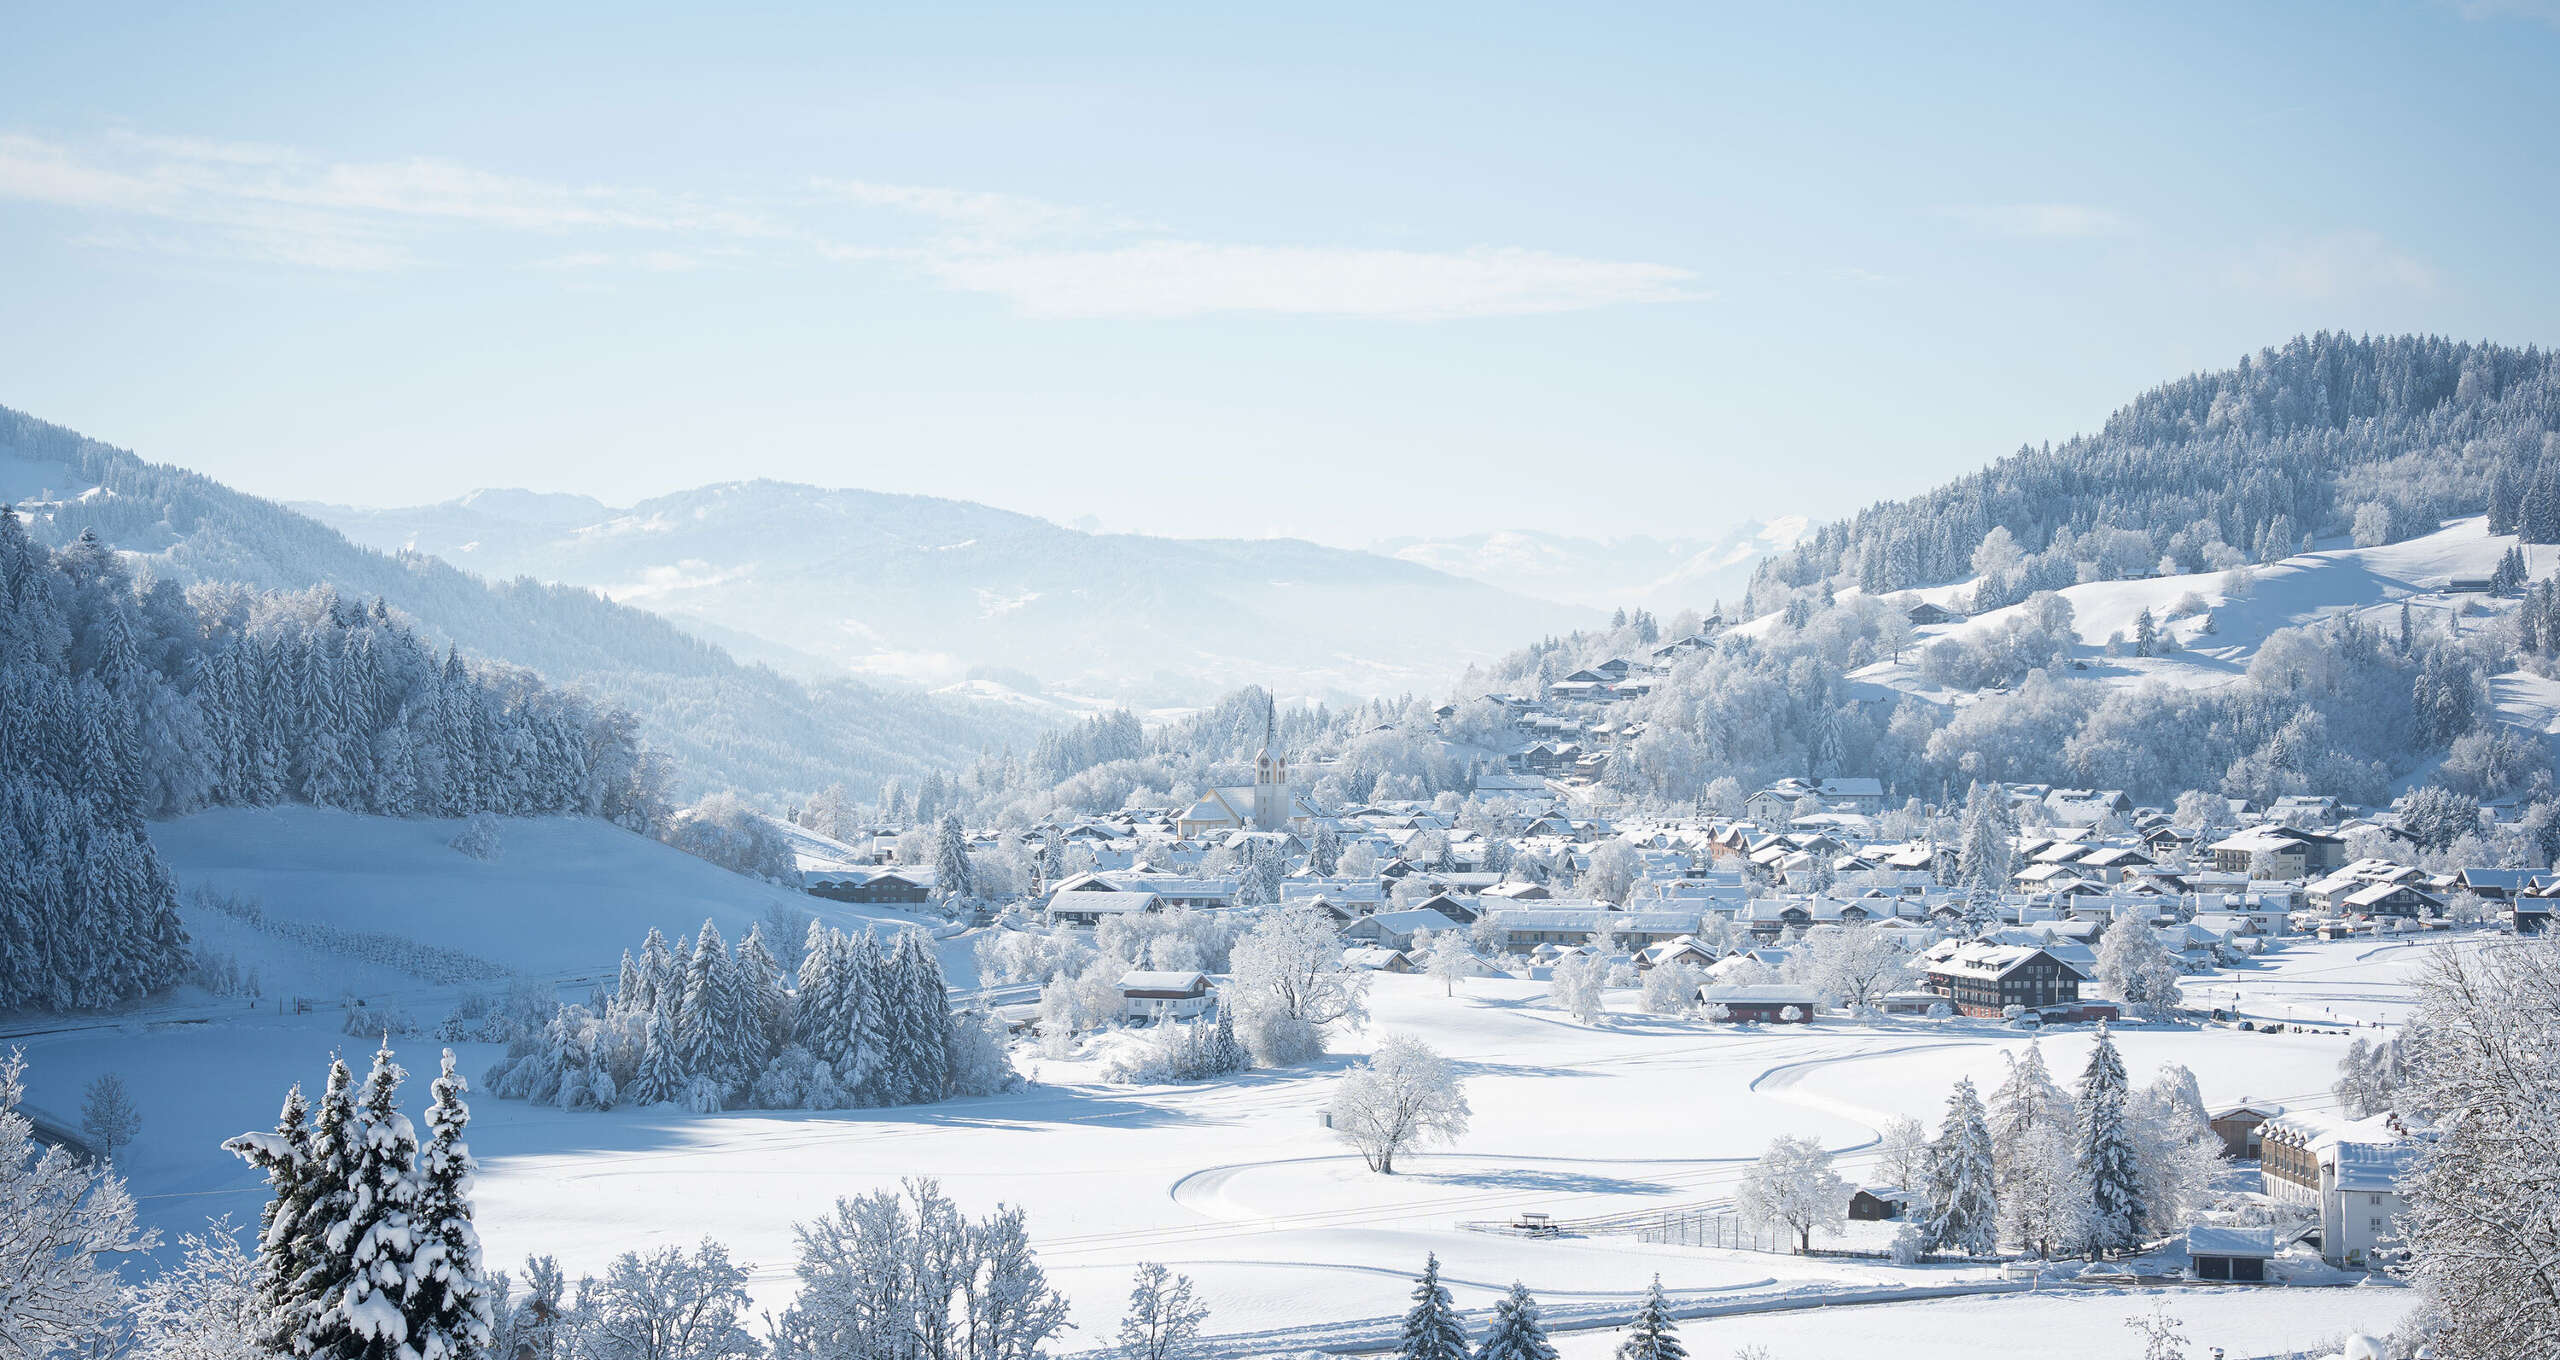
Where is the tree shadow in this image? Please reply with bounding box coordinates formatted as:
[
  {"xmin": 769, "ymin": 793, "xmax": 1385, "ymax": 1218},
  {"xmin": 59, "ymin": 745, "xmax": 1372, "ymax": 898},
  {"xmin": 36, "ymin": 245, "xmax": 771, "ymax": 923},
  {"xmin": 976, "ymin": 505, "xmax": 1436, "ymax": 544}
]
[{"xmin": 1406, "ymin": 1166, "xmax": 1676, "ymax": 1196}]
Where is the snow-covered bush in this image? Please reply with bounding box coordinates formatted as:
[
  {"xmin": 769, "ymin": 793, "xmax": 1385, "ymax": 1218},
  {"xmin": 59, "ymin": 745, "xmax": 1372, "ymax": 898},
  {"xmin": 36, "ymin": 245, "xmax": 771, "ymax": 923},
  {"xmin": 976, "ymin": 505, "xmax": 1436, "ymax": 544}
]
[
  {"xmin": 1639, "ymin": 961, "xmax": 1703, "ymax": 1015},
  {"xmin": 1550, "ymin": 952, "xmax": 1605, "ymax": 1023},
  {"xmin": 976, "ymin": 925, "xmax": 1096, "ymax": 986},
  {"xmin": 946, "ymin": 1008, "xmax": 1021, "ymax": 1097},
  {"xmin": 448, "ymin": 811, "xmax": 504, "ymax": 861},
  {"xmin": 1100, "ymin": 1011, "xmax": 1251, "ymax": 1085}
]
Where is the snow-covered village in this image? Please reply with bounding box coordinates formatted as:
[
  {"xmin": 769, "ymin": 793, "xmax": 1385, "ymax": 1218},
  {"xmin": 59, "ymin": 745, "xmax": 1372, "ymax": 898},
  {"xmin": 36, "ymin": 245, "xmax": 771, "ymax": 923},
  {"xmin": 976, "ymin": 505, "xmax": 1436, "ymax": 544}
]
[{"xmin": 7, "ymin": 9, "xmax": 2560, "ymax": 1360}]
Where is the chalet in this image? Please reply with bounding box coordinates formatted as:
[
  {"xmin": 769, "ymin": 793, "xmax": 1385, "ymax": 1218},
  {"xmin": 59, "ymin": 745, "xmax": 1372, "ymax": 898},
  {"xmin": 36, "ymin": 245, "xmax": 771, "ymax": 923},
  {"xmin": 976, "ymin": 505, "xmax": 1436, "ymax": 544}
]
[
  {"xmin": 2338, "ymin": 881, "xmax": 2440, "ymax": 920},
  {"xmin": 1698, "ymin": 984, "xmax": 1822, "ymax": 1022},
  {"xmin": 1049, "ymin": 889, "xmax": 1161, "ymax": 925},
  {"xmin": 1343, "ymin": 907, "xmax": 1467, "ymax": 951},
  {"xmin": 2211, "ymin": 824, "xmax": 2346, "ymax": 878},
  {"xmin": 1906, "ymin": 601, "xmax": 1960, "ymax": 626},
  {"xmin": 2457, "ymin": 867, "xmax": 2534, "ymax": 902},
  {"xmin": 1341, "ymin": 947, "xmax": 1415, "ymax": 973},
  {"xmin": 2186, "ymin": 1226, "xmax": 2274, "ymax": 1283},
  {"xmin": 1118, "ymin": 970, "xmax": 1213, "ymax": 1022},
  {"xmin": 1106, "ymin": 875, "xmax": 1241, "ymax": 910},
  {"xmin": 1847, "ymin": 1187, "xmax": 1911, "ymax": 1221},
  {"xmin": 2209, "ymin": 1103, "xmax": 2284, "ymax": 1159},
  {"xmin": 1922, "ymin": 941, "xmax": 2087, "ymax": 1017},
  {"xmin": 806, "ymin": 867, "xmax": 933, "ymax": 905}
]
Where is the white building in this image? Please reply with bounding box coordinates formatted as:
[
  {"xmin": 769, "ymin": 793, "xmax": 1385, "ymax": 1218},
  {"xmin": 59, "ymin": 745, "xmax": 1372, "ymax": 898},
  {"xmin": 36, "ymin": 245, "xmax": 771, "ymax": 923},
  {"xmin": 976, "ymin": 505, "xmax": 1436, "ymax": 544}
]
[{"xmin": 2259, "ymin": 1110, "xmax": 2421, "ymax": 1266}]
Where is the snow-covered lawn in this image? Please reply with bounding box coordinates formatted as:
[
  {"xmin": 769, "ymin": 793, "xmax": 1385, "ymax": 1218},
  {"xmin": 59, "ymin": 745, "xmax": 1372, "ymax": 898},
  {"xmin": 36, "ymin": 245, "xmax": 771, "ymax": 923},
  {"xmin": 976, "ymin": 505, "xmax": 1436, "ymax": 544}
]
[
  {"xmin": 13, "ymin": 933, "xmax": 2439, "ymax": 1348},
  {"xmin": 1548, "ymin": 1282, "xmax": 2414, "ymax": 1360}
]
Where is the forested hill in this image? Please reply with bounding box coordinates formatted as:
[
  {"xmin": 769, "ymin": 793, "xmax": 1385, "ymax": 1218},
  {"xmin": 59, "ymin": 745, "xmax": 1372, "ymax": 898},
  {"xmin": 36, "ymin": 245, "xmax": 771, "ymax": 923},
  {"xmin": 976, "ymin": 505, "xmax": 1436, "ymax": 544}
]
[
  {"xmin": 1750, "ymin": 334, "xmax": 2560, "ymax": 613},
  {"xmin": 0, "ymin": 406, "xmax": 1049, "ymax": 799}
]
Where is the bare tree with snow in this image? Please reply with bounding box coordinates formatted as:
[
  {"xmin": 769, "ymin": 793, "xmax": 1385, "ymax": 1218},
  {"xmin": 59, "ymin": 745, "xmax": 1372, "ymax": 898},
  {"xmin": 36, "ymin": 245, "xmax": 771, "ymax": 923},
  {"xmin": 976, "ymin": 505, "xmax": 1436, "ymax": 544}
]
[
  {"xmin": 1227, "ymin": 904, "xmax": 1370, "ymax": 1065},
  {"xmin": 1328, "ymin": 1035, "xmax": 1471, "ymax": 1174},
  {"xmin": 1737, "ymin": 1134, "xmax": 1851, "ymax": 1253},
  {"xmin": 1117, "ymin": 1262, "xmax": 1209, "ymax": 1360},
  {"xmin": 0, "ymin": 1049, "xmax": 157, "ymax": 1356}
]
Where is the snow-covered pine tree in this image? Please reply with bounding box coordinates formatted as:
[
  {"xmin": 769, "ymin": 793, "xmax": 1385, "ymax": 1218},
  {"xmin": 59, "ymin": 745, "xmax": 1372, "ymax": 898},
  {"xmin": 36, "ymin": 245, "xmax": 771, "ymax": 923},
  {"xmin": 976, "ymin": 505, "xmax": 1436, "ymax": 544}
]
[
  {"xmin": 1395, "ymin": 1254, "xmax": 1470, "ymax": 1360},
  {"xmin": 1924, "ymin": 1076, "xmax": 1999, "ymax": 1256},
  {"xmin": 2074, "ymin": 1024, "xmax": 2142, "ymax": 1258},
  {"xmin": 223, "ymin": 1081, "xmax": 321, "ymax": 1352},
  {"xmin": 796, "ymin": 919, "xmax": 844, "ymax": 1071},
  {"xmin": 932, "ymin": 812, "xmax": 975, "ymax": 904},
  {"xmin": 735, "ymin": 923, "xmax": 793, "ymax": 1067},
  {"xmin": 630, "ymin": 1006, "xmax": 683, "ymax": 1107},
  {"xmin": 1474, "ymin": 1282, "xmax": 1556, "ymax": 1360},
  {"xmin": 1613, "ymin": 1277, "xmax": 1684, "ymax": 1360},
  {"xmin": 843, "ymin": 931, "xmax": 892, "ymax": 1106},
  {"xmin": 892, "ymin": 930, "xmax": 955, "ymax": 1103},
  {"xmin": 407, "ymin": 1049, "xmax": 493, "ymax": 1360},
  {"xmin": 308, "ymin": 1042, "xmax": 422, "ymax": 1359},
  {"xmin": 288, "ymin": 1055, "xmax": 365, "ymax": 1347},
  {"xmin": 676, "ymin": 921, "xmax": 735, "ymax": 1101}
]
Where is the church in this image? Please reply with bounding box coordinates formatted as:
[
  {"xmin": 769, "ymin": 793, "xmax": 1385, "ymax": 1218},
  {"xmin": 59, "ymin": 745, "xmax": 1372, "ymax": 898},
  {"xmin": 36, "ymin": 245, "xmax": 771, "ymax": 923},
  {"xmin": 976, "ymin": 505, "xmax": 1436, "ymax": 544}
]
[{"xmin": 1175, "ymin": 711, "xmax": 1316, "ymax": 839}]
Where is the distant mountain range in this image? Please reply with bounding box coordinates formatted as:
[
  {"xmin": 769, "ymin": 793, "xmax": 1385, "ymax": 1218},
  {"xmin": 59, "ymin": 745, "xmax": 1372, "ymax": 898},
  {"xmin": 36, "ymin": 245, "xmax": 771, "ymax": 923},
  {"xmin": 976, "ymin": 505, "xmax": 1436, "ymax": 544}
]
[
  {"xmin": 0, "ymin": 406, "xmax": 1054, "ymax": 801},
  {"xmin": 298, "ymin": 483, "xmax": 1610, "ymax": 706},
  {"xmin": 1376, "ymin": 520, "xmax": 1810, "ymax": 614}
]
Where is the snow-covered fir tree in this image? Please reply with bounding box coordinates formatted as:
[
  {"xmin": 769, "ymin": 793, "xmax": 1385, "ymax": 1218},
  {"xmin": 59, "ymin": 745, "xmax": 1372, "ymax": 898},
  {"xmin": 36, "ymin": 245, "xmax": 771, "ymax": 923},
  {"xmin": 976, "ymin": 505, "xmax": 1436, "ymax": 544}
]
[
  {"xmin": 1613, "ymin": 1277, "xmax": 1684, "ymax": 1360},
  {"xmin": 308, "ymin": 1042, "xmax": 424, "ymax": 1360},
  {"xmin": 1473, "ymin": 1283, "xmax": 1556, "ymax": 1360},
  {"xmin": 1396, "ymin": 1255, "xmax": 1470, "ymax": 1360},
  {"xmin": 1924, "ymin": 1076, "xmax": 1999, "ymax": 1256},
  {"xmin": 2073, "ymin": 1025, "xmax": 2143, "ymax": 1258},
  {"xmin": 407, "ymin": 1049, "xmax": 494, "ymax": 1360}
]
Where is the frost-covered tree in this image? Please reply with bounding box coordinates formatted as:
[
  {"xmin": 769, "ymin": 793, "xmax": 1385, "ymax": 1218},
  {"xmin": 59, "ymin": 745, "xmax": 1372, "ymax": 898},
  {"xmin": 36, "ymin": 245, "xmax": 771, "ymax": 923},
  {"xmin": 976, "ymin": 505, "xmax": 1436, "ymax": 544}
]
[
  {"xmin": 1798, "ymin": 922, "xmax": 1914, "ymax": 1011},
  {"xmin": 1473, "ymin": 1284, "xmax": 1555, "ymax": 1360},
  {"xmin": 2074, "ymin": 1026, "xmax": 2143, "ymax": 1258},
  {"xmin": 0, "ymin": 1047, "xmax": 155, "ymax": 1355},
  {"xmin": 125, "ymin": 1215, "xmax": 271, "ymax": 1360},
  {"xmin": 1639, "ymin": 960, "xmax": 1703, "ymax": 1016},
  {"xmin": 1417, "ymin": 928, "xmax": 1477, "ymax": 998},
  {"xmin": 1330, "ymin": 1035, "xmax": 1471, "ymax": 1174},
  {"xmin": 1957, "ymin": 781, "xmax": 2017, "ymax": 895},
  {"xmin": 1989, "ymin": 1045, "xmax": 2082, "ymax": 1258},
  {"xmin": 1613, "ymin": 1277, "xmax": 1684, "ymax": 1360},
  {"xmin": 1549, "ymin": 952, "xmax": 1606, "ymax": 1024},
  {"xmin": 769, "ymin": 1179, "xmax": 1067, "ymax": 1360},
  {"xmin": 1873, "ymin": 1115, "xmax": 1930, "ymax": 1195},
  {"xmin": 80, "ymin": 1071, "xmax": 139, "ymax": 1159},
  {"xmin": 1116, "ymin": 1262, "xmax": 1208, "ymax": 1360},
  {"xmin": 2127, "ymin": 1064, "xmax": 2219, "ymax": 1241},
  {"xmin": 1227, "ymin": 904, "xmax": 1369, "ymax": 1065},
  {"xmin": 1737, "ymin": 1134, "xmax": 1851, "ymax": 1254},
  {"xmin": 2095, "ymin": 913, "xmax": 2185, "ymax": 1018},
  {"xmin": 581, "ymin": 1239, "xmax": 761, "ymax": 1360},
  {"xmin": 2394, "ymin": 934, "xmax": 2560, "ymax": 1358},
  {"xmin": 1395, "ymin": 1254, "xmax": 1471, "ymax": 1360}
]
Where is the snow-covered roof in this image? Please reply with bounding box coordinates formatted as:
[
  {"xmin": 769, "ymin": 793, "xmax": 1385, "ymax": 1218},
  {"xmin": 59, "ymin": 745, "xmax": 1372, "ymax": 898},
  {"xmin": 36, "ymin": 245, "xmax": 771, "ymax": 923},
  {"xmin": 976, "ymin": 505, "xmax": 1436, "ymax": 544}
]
[{"xmin": 2185, "ymin": 1225, "xmax": 2275, "ymax": 1258}]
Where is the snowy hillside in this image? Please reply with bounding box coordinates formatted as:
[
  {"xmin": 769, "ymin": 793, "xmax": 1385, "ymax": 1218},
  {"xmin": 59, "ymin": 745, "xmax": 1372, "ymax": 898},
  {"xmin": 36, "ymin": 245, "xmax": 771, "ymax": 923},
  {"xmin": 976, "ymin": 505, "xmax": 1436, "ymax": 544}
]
[
  {"xmin": 0, "ymin": 404, "xmax": 1054, "ymax": 800},
  {"xmin": 151, "ymin": 807, "xmax": 937, "ymax": 994},
  {"xmin": 301, "ymin": 481, "xmax": 1598, "ymax": 706},
  {"xmin": 1378, "ymin": 519, "xmax": 1808, "ymax": 614},
  {"xmin": 1859, "ymin": 516, "xmax": 2544, "ymax": 703}
]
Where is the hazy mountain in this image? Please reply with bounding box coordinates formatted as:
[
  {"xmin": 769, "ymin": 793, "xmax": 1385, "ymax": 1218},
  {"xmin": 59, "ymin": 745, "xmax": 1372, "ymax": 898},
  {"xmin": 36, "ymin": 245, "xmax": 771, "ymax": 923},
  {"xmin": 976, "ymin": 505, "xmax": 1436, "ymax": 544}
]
[
  {"xmin": 300, "ymin": 481, "xmax": 1599, "ymax": 705},
  {"xmin": 1375, "ymin": 520, "xmax": 1810, "ymax": 614},
  {"xmin": 0, "ymin": 405, "xmax": 1049, "ymax": 801}
]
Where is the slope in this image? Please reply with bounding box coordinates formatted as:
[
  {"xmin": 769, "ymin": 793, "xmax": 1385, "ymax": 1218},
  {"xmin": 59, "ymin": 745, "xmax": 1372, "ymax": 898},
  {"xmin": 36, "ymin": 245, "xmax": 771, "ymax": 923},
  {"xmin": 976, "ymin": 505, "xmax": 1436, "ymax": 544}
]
[
  {"xmin": 302, "ymin": 479, "xmax": 1600, "ymax": 704},
  {"xmin": 0, "ymin": 405, "xmax": 1050, "ymax": 799}
]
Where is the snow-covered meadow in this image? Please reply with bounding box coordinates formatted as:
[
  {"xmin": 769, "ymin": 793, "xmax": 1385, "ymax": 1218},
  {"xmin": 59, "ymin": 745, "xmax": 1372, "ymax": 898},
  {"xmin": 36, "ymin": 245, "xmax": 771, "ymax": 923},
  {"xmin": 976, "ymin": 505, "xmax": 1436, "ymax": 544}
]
[{"xmin": 13, "ymin": 850, "xmax": 2441, "ymax": 1359}]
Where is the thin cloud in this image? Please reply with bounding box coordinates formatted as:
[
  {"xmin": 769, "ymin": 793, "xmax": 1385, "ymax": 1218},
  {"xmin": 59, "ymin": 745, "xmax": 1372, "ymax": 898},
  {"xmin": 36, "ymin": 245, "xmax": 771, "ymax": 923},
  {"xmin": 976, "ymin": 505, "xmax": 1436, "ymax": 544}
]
[
  {"xmin": 2226, "ymin": 230, "xmax": 2439, "ymax": 300},
  {"xmin": 918, "ymin": 241, "xmax": 1706, "ymax": 321},
  {"xmin": 1945, "ymin": 202, "xmax": 2138, "ymax": 239},
  {"xmin": 0, "ymin": 128, "xmax": 1707, "ymax": 317},
  {"xmin": 2449, "ymin": 0, "xmax": 2560, "ymax": 28}
]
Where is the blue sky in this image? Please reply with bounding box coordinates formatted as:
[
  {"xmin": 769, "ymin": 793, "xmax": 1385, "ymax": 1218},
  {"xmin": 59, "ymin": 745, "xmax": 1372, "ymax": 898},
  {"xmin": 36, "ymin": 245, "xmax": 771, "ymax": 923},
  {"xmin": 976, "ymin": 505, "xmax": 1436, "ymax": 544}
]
[{"xmin": 4, "ymin": 1, "xmax": 2556, "ymax": 546}]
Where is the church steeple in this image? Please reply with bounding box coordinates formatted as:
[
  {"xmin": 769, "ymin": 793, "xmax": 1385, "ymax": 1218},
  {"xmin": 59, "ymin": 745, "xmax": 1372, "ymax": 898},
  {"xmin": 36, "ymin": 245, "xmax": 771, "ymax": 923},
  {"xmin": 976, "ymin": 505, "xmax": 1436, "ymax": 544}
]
[{"xmin": 1252, "ymin": 691, "xmax": 1288, "ymax": 830}]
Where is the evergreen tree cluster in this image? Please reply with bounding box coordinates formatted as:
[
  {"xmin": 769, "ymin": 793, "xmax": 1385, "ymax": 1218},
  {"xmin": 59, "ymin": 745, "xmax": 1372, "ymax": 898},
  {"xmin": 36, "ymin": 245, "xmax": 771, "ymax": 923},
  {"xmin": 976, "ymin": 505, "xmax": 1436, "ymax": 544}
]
[
  {"xmin": 222, "ymin": 1043, "xmax": 493, "ymax": 1360},
  {"xmin": 0, "ymin": 509, "xmax": 663, "ymax": 1010},
  {"xmin": 485, "ymin": 919, "xmax": 1015, "ymax": 1113}
]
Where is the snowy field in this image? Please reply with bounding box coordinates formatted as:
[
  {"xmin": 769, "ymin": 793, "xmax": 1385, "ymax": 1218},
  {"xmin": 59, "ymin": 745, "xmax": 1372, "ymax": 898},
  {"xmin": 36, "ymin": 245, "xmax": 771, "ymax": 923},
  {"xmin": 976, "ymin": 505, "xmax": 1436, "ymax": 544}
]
[{"xmin": 11, "ymin": 862, "xmax": 2446, "ymax": 1357}]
